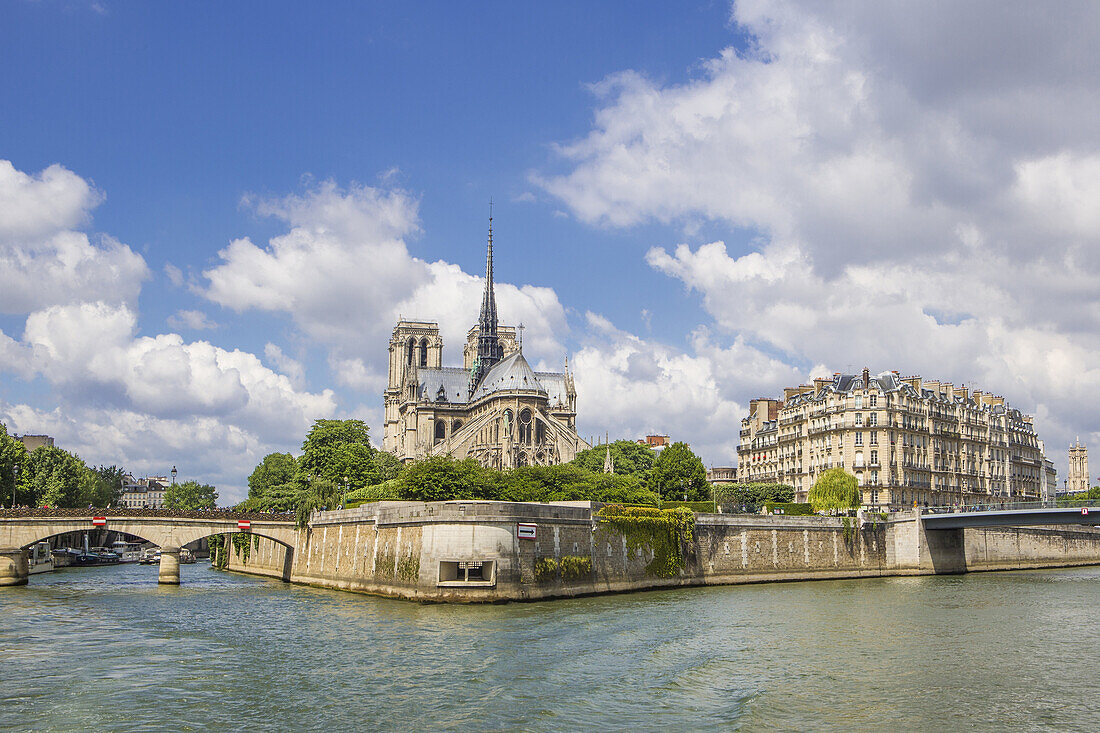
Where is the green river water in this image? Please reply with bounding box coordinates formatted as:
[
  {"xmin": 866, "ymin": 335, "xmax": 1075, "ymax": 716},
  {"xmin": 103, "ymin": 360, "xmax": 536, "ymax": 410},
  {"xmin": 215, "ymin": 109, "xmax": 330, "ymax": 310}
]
[{"xmin": 1, "ymin": 562, "xmax": 1098, "ymax": 732}]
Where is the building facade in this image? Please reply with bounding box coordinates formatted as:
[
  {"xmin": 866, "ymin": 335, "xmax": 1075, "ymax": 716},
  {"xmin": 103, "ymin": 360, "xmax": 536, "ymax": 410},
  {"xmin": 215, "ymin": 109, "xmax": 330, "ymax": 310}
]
[
  {"xmin": 120, "ymin": 474, "xmax": 168, "ymax": 509},
  {"xmin": 382, "ymin": 220, "xmax": 588, "ymax": 468},
  {"xmin": 737, "ymin": 369, "xmax": 1053, "ymax": 508},
  {"xmin": 15, "ymin": 434, "xmax": 54, "ymax": 451},
  {"xmin": 1068, "ymin": 439, "xmax": 1090, "ymax": 493}
]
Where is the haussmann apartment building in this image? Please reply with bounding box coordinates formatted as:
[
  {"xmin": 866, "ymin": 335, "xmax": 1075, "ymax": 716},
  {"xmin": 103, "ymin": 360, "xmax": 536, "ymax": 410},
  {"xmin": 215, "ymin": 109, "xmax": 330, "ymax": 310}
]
[{"xmin": 737, "ymin": 369, "xmax": 1056, "ymax": 508}]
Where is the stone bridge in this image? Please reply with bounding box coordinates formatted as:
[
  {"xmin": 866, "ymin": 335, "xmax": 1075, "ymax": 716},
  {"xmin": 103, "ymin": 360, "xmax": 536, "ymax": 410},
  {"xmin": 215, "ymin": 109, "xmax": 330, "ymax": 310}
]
[{"xmin": 0, "ymin": 508, "xmax": 298, "ymax": 586}]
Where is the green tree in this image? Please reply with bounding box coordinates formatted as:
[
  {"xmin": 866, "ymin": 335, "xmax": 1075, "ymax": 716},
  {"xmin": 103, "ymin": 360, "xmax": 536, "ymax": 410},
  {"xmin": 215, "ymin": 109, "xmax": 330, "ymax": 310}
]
[
  {"xmin": 23, "ymin": 445, "xmax": 89, "ymax": 508},
  {"xmin": 81, "ymin": 464, "xmax": 126, "ymax": 507},
  {"xmin": 164, "ymin": 480, "xmax": 218, "ymax": 510},
  {"xmin": 649, "ymin": 442, "xmax": 710, "ymax": 501},
  {"xmin": 248, "ymin": 453, "xmax": 297, "ymax": 499},
  {"xmin": 240, "ymin": 482, "xmax": 306, "ymax": 513},
  {"xmin": 807, "ymin": 468, "xmax": 860, "ymax": 513},
  {"xmin": 713, "ymin": 482, "xmax": 794, "ymax": 509},
  {"xmin": 298, "ymin": 419, "xmax": 380, "ymax": 488},
  {"xmin": 294, "ymin": 478, "xmax": 344, "ymax": 527},
  {"xmin": 0, "ymin": 423, "xmax": 29, "ymax": 507},
  {"xmin": 373, "ymin": 450, "xmax": 403, "ymax": 482},
  {"xmin": 571, "ymin": 440, "xmax": 657, "ymax": 477},
  {"xmin": 397, "ymin": 455, "xmax": 494, "ymax": 502}
]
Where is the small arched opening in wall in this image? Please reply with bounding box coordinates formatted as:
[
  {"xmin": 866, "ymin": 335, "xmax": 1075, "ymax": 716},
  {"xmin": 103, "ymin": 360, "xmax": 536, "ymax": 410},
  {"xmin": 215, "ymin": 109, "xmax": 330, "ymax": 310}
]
[
  {"xmin": 435, "ymin": 420, "xmax": 447, "ymax": 443},
  {"xmin": 452, "ymin": 419, "xmax": 463, "ymax": 433},
  {"xmin": 406, "ymin": 338, "xmax": 415, "ymax": 365},
  {"xmin": 420, "ymin": 337, "xmax": 429, "ymax": 367}
]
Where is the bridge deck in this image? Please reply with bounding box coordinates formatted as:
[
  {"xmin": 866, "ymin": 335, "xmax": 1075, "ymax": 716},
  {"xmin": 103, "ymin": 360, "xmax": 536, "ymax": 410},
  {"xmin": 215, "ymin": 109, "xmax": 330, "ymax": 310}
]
[{"xmin": 921, "ymin": 506, "xmax": 1100, "ymax": 530}]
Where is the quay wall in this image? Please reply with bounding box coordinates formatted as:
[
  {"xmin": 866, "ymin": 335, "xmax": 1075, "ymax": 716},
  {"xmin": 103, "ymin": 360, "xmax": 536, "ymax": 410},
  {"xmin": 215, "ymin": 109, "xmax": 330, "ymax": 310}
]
[{"xmin": 220, "ymin": 502, "xmax": 1100, "ymax": 602}]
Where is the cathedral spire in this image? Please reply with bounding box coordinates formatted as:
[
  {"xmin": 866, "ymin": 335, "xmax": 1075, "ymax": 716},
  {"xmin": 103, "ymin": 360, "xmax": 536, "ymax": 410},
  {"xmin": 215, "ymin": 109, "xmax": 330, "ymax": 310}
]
[{"xmin": 472, "ymin": 202, "xmax": 504, "ymax": 389}]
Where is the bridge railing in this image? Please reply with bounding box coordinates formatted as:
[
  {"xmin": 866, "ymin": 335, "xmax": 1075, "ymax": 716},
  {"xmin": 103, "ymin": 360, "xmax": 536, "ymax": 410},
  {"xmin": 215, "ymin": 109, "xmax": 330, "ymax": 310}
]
[
  {"xmin": 0, "ymin": 507, "xmax": 295, "ymax": 522},
  {"xmin": 919, "ymin": 499, "xmax": 1100, "ymax": 516}
]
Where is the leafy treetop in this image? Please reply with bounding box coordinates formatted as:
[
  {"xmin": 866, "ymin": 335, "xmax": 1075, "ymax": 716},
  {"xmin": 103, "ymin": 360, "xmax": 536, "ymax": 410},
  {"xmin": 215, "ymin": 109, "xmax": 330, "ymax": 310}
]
[
  {"xmin": 649, "ymin": 441, "xmax": 710, "ymax": 501},
  {"xmin": 164, "ymin": 480, "xmax": 219, "ymax": 511},
  {"xmin": 571, "ymin": 440, "xmax": 657, "ymax": 477},
  {"xmin": 248, "ymin": 453, "xmax": 297, "ymax": 499},
  {"xmin": 807, "ymin": 467, "xmax": 860, "ymax": 512}
]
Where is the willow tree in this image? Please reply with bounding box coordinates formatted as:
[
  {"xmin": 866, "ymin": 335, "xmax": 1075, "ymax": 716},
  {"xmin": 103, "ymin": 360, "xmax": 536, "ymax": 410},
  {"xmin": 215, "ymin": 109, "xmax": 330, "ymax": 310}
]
[{"xmin": 807, "ymin": 467, "xmax": 860, "ymax": 513}]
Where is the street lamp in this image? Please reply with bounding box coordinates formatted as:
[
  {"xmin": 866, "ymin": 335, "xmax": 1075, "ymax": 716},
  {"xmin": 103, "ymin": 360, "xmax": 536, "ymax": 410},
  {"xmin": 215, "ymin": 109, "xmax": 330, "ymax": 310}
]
[
  {"xmin": 171, "ymin": 466, "xmax": 177, "ymax": 484},
  {"xmin": 342, "ymin": 475, "xmax": 349, "ymax": 510},
  {"xmin": 11, "ymin": 463, "xmax": 19, "ymax": 509}
]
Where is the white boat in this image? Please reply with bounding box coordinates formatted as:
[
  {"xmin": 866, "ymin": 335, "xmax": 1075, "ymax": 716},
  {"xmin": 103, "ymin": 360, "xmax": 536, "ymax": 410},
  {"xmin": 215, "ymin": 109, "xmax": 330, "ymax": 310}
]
[
  {"xmin": 111, "ymin": 540, "xmax": 146, "ymax": 563},
  {"xmin": 138, "ymin": 548, "xmax": 161, "ymax": 564},
  {"xmin": 27, "ymin": 541, "xmax": 55, "ymax": 575}
]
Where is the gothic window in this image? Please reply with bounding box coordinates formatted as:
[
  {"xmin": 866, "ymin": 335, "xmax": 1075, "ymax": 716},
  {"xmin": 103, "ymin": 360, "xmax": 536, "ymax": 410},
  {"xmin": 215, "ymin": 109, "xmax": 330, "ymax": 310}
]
[
  {"xmin": 453, "ymin": 420, "xmax": 463, "ymax": 433},
  {"xmin": 536, "ymin": 420, "xmax": 545, "ymax": 444},
  {"xmin": 419, "ymin": 338, "xmax": 428, "ymax": 367},
  {"xmin": 518, "ymin": 408, "xmax": 533, "ymax": 443},
  {"xmin": 434, "ymin": 420, "xmax": 446, "ymax": 443},
  {"xmin": 406, "ymin": 338, "xmax": 414, "ymax": 365}
]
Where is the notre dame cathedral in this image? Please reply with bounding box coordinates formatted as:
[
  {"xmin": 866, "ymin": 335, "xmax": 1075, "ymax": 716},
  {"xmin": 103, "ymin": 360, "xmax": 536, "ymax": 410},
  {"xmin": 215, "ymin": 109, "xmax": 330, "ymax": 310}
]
[{"xmin": 382, "ymin": 218, "xmax": 589, "ymax": 468}]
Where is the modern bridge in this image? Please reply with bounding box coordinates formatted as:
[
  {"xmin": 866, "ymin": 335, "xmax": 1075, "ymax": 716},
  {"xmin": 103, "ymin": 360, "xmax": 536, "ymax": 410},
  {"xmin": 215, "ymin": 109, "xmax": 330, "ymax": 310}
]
[
  {"xmin": 0, "ymin": 508, "xmax": 297, "ymax": 586},
  {"xmin": 917, "ymin": 500, "xmax": 1100, "ymax": 530}
]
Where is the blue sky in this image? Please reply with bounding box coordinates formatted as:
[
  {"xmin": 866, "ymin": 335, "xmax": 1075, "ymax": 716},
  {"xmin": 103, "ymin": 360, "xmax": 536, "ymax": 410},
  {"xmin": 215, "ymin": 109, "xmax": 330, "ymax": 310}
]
[{"xmin": 3, "ymin": 1, "xmax": 1099, "ymax": 501}]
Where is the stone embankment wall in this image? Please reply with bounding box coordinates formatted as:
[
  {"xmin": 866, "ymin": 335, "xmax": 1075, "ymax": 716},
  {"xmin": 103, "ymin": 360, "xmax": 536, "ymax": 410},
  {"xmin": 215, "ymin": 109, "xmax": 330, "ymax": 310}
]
[
  {"xmin": 223, "ymin": 502, "xmax": 890, "ymax": 602},
  {"xmin": 963, "ymin": 525, "xmax": 1100, "ymax": 571},
  {"xmin": 219, "ymin": 502, "xmax": 1100, "ymax": 602}
]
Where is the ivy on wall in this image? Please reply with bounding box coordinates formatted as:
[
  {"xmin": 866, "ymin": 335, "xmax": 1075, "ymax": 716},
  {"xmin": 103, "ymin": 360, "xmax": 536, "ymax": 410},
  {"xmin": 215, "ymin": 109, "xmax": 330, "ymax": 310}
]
[
  {"xmin": 209, "ymin": 533, "xmax": 229, "ymax": 569},
  {"xmin": 596, "ymin": 504, "xmax": 695, "ymax": 577},
  {"xmin": 232, "ymin": 532, "xmax": 252, "ymax": 563}
]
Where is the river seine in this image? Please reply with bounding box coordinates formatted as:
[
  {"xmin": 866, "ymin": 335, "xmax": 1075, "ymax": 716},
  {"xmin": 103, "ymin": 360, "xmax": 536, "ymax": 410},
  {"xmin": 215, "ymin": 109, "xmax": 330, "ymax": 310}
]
[{"xmin": 2, "ymin": 562, "xmax": 1098, "ymax": 732}]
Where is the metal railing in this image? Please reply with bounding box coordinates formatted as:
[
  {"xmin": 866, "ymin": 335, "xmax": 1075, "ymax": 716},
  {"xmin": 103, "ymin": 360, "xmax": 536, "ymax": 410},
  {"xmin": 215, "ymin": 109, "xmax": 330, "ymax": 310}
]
[{"xmin": 919, "ymin": 499, "xmax": 1100, "ymax": 515}]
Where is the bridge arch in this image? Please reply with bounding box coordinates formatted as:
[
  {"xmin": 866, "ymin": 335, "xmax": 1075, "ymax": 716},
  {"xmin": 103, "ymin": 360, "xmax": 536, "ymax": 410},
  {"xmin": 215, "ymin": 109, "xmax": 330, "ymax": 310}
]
[{"xmin": 1, "ymin": 512, "xmax": 299, "ymax": 587}]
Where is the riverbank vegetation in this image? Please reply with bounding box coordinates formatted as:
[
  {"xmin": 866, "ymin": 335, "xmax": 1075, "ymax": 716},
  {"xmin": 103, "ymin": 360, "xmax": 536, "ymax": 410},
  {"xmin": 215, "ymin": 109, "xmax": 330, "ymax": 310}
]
[
  {"xmin": 240, "ymin": 421, "xmax": 724, "ymax": 522},
  {"xmin": 0, "ymin": 421, "xmax": 127, "ymax": 508},
  {"xmin": 807, "ymin": 468, "xmax": 860, "ymax": 513}
]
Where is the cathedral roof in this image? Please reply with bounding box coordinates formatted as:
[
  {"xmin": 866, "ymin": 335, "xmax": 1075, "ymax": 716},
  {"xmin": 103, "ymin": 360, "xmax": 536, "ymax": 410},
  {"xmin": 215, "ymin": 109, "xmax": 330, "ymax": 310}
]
[
  {"xmin": 470, "ymin": 351, "xmax": 547, "ymax": 402},
  {"xmin": 418, "ymin": 367, "xmax": 472, "ymax": 404}
]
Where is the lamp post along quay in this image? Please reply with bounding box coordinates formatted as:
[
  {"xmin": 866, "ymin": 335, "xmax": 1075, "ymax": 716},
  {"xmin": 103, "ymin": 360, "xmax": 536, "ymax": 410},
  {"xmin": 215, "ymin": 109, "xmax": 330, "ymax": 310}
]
[{"xmin": 10, "ymin": 464, "xmax": 19, "ymax": 509}]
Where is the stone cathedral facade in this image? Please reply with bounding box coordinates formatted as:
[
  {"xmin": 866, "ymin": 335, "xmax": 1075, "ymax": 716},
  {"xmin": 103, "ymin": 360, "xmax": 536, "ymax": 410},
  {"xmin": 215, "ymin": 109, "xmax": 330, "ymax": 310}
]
[{"xmin": 382, "ymin": 221, "xmax": 588, "ymax": 468}]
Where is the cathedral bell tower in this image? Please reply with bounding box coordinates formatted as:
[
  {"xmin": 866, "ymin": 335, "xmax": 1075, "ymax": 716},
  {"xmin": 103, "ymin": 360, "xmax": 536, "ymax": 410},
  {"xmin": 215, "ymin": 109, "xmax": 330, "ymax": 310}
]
[{"xmin": 471, "ymin": 209, "xmax": 504, "ymax": 391}]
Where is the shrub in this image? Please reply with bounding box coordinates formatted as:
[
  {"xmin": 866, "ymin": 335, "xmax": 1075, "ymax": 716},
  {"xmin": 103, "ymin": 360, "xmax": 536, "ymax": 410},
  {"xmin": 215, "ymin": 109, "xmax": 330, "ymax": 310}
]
[
  {"xmin": 660, "ymin": 500, "xmax": 717, "ymax": 513},
  {"xmin": 713, "ymin": 482, "xmax": 795, "ymax": 508},
  {"xmin": 346, "ymin": 478, "xmax": 401, "ymax": 507},
  {"xmin": 762, "ymin": 502, "xmax": 814, "ymax": 516},
  {"xmin": 534, "ymin": 557, "xmax": 558, "ymax": 583},
  {"xmin": 559, "ymin": 555, "xmax": 592, "ymax": 580}
]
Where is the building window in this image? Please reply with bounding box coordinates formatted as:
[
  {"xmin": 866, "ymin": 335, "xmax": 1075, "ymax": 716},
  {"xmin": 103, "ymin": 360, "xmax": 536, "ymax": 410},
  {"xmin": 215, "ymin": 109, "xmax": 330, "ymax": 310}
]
[
  {"xmin": 855, "ymin": 432, "xmax": 863, "ymax": 445},
  {"xmin": 870, "ymin": 431, "xmax": 878, "ymax": 446},
  {"xmin": 855, "ymin": 395, "xmax": 863, "ymax": 409}
]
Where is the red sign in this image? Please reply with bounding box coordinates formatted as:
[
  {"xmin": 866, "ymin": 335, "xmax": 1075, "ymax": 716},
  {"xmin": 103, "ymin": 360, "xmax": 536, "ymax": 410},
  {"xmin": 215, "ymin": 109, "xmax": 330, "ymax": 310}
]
[
  {"xmin": 1082, "ymin": 508, "xmax": 1090, "ymax": 516},
  {"xmin": 517, "ymin": 523, "xmax": 536, "ymax": 540},
  {"xmin": 92, "ymin": 517, "xmax": 107, "ymax": 527},
  {"xmin": 237, "ymin": 520, "xmax": 251, "ymax": 530}
]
